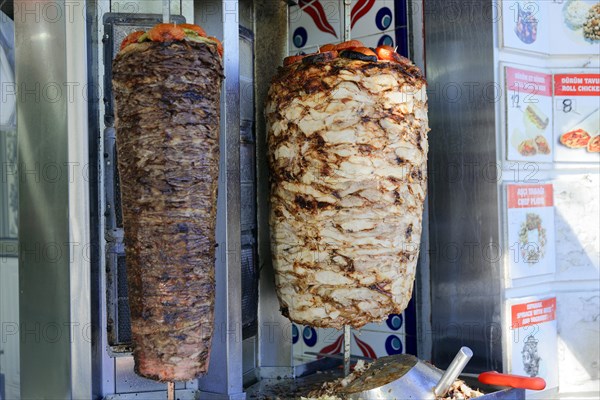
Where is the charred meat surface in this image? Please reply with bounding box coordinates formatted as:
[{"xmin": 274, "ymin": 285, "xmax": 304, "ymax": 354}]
[
  {"xmin": 112, "ymin": 39, "xmax": 223, "ymax": 381},
  {"xmin": 267, "ymin": 55, "xmax": 428, "ymax": 329}
]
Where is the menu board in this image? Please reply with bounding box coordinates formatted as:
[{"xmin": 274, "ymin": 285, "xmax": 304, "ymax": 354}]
[
  {"xmin": 505, "ymin": 66, "xmax": 554, "ymax": 162},
  {"xmin": 506, "ymin": 184, "xmax": 556, "ymax": 280},
  {"xmin": 553, "ymin": 72, "xmax": 600, "ymax": 162},
  {"xmin": 501, "ymin": 0, "xmax": 600, "ymax": 55},
  {"xmin": 508, "ymin": 296, "xmax": 558, "ymax": 390}
]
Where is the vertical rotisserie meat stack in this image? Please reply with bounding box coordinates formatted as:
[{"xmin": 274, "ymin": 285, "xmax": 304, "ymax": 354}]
[
  {"xmin": 112, "ymin": 23, "xmax": 223, "ymax": 381},
  {"xmin": 266, "ymin": 43, "xmax": 428, "ymax": 329}
]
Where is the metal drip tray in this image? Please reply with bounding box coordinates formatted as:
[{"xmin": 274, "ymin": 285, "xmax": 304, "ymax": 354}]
[
  {"xmin": 246, "ymin": 370, "xmax": 343, "ymax": 399},
  {"xmin": 246, "ymin": 371, "xmax": 525, "ymax": 400}
]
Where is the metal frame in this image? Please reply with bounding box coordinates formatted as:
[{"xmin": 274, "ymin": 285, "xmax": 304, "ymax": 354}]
[
  {"xmin": 254, "ymin": 0, "xmax": 293, "ymax": 380},
  {"xmin": 194, "ymin": 1, "xmax": 244, "ymax": 398},
  {"xmin": 0, "ymin": 125, "xmax": 17, "ymax": 257},
  {"xmin": 423, "ymin": 0, "xmax": 503, "ymax": 372}
]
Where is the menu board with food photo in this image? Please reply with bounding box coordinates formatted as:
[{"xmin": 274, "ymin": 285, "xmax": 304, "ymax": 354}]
[
  {"xmin": 507, "ymin": 296, "xmax": 558, "ymax": 390},
  {"xmin": 553, "ymin": 72, "xmax": 600, "ymax": 162},
  {"xmin": 506, "ymin": 184, "xmax": 556, "ymax": 280},
  {"xmin": 505, "ymin": 66, "xmax": 554, "ymax": 162},
  {"xmin": 501, "ymin": 1, "xmax": 550, "ymax": 54},
  {"xmin": 550, "ymin": 0, "xmax": 600, "ymax": 55}
]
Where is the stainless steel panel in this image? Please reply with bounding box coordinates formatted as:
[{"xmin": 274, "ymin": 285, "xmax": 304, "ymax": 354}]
[
  {"xmin": 242, "ymin": 336, "xmax": 258, "ymax": 386},
  {"xmin": 254, "ymin": 0, "xmax": 293, "ymax": 379},
  {"xmin": 66, "ymin": 2, "xmax": 93, "ymax": 398},
  {"xmin": 105, "ymin": 389, "xmax": 198, "ymax": 400},
  {"xmin": 240, "ymin": 76, "xmax": 254, "ymax": 122},
  {"xmin": 424, "ymin": 0, "xmax": 503, "ymax": 372},
  {"xmin": 15, "ymin": 0, "xmax": 92, "ymax": 398},
  {"xmin": 114, "ymin": 357, "xmax": 188, "ymax": 394},
  {"xmin": 0, "ymin": 127, "xmax": 18, "ymax": 257},
  {"xmin": 195, "ymin": 1, "xmax": 245, "ymax": 398}
]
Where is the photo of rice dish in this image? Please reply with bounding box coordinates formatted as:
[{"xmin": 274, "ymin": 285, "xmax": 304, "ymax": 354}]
[
  {"xmin": 583, "ymin": 2, "xmax": 600, "ymax": 40},
  {"xmin": 564, "ymin": 0, "xmax": 592, "ymax": 30}
]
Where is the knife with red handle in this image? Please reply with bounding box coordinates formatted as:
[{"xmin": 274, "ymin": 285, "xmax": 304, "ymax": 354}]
[{"xmin": 478, "ymin": 371, "xmax": 546, "ymax": 390}]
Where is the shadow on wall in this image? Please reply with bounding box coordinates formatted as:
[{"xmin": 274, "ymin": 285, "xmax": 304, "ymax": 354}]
[
  {"xmin": 553, "ymin": 174, "xmax": 600, "ymax": 391},
  {"xmin": 555, "ymin": 203, "xmax": 600, "ymax": 391}
]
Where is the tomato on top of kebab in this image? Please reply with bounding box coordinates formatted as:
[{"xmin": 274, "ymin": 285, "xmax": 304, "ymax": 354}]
[
  {"xmin": 119, "ymin": 23, "xmax": 223, "ymax": 57},
  {"xmin": 283, "ymin": 40, "xmax": 409, "ymax": 67}
]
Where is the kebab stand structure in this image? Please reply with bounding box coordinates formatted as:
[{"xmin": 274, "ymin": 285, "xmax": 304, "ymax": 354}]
[{"xmin": 0, "ymin": 0, "xmax": 598, "ymax": 399}]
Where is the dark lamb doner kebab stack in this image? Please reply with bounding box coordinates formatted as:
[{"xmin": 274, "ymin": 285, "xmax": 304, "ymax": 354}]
[{"xmin": 112, "ymin": 23, "xmax": 223, "ymax": 382}]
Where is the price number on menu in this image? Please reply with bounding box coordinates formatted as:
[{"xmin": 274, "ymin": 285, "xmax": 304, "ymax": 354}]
[
  {"xmin": 556, "ymin": 98, "xmax": 578, "ymax": 115},
  {"xmin": 510, "ymin": 82, "xmax": 539, "ymax": 108}
]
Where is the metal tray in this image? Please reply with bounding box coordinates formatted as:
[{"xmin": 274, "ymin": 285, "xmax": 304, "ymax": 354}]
[{"xmin": 246, "ymin": 371, "xmax": 525, "ymax": 400}]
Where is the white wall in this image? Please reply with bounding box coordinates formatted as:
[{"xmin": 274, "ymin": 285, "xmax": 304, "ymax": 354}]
[{"xmin": 493, "ymin": 4, "xmax": 600, "ymax": 397}]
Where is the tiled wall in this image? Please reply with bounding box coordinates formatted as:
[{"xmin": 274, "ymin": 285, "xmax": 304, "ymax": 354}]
[
  {"xmin": 292, "ymin": 313, "xmax": 408, "ymax": 364},
  {"xmin": 287, "ymin": 0, "xmax": 415, "ymax": 365},
  {"xmin": 289, "ymin": 0, "xmax": 408, "ymax": 57}
]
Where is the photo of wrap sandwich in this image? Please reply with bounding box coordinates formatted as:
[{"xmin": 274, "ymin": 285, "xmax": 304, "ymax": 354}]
[
  {"xmin": 560, "ymin": 128, "xmax": 591, "ymax": 148},
  {"xmin": 524, "ymin": 104, "xmax": 550, "ymax": 133},
  {"xmin": 535, "ymin": 135, "xmax": 551, "ymax": 154},
  {"xmin": 586, "ymin": 135, "xmax": 600, "ymax": 152},
  {"xmin": 518, "ymin": 139, "xmax": 538, "ymax": 156},
  {"xmin": 511, "ymin": 104, "xmax": 551, "ymax": 157},
  {"xmin": 559, "ymin": 108, "xmax": 599, "ymax": 153}
]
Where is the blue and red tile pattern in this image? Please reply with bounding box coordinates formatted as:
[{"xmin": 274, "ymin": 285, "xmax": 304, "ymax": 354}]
[
  {"xmin": 289, "ymin": 0, "xmax": 409, "ymax": 57},
  {"xmin": 287, "ymin": 0, "xmax": 416, "ymax": 366},
  {"xmin": 292, "ymin": 308, "xmax": 417, "ymax": 364}
]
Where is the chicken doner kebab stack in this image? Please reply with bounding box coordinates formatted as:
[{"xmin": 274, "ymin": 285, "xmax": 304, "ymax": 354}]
[
  {"xmin": 112, "ymin": 23, "xmax": 223, "ymax": 381},
  {"xmin": 267, "ymin": 43, "xmax": 428, "ymax": 329}
]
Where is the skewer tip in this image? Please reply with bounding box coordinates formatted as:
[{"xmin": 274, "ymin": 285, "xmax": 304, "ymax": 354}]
[{"xmin": 167, "ymin": 382, "xmax": 176, "ymax": 400}]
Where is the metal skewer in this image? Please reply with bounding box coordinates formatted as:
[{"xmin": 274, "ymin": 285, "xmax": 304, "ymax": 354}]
[
  {"xmin": 343, "ymin": 0, "xmax": 352, "ymax": 41},
  {"xmin": 167, "ymin": 382, "xmax": 175, "ymax": 400},
  {"xmin": 343, "ymin": 325, "xmax": 351, "ymax": 377},
  {"xmin": 163, "ymin": 3, "xmax": 173, "ymax": 399},
  {"xmin": 342, "ymin": 0, "xmax": 351, "ymax": 375},
  {"xmin": 433, "ymin": 346, "xmax": 473, "ymax": 398}
]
